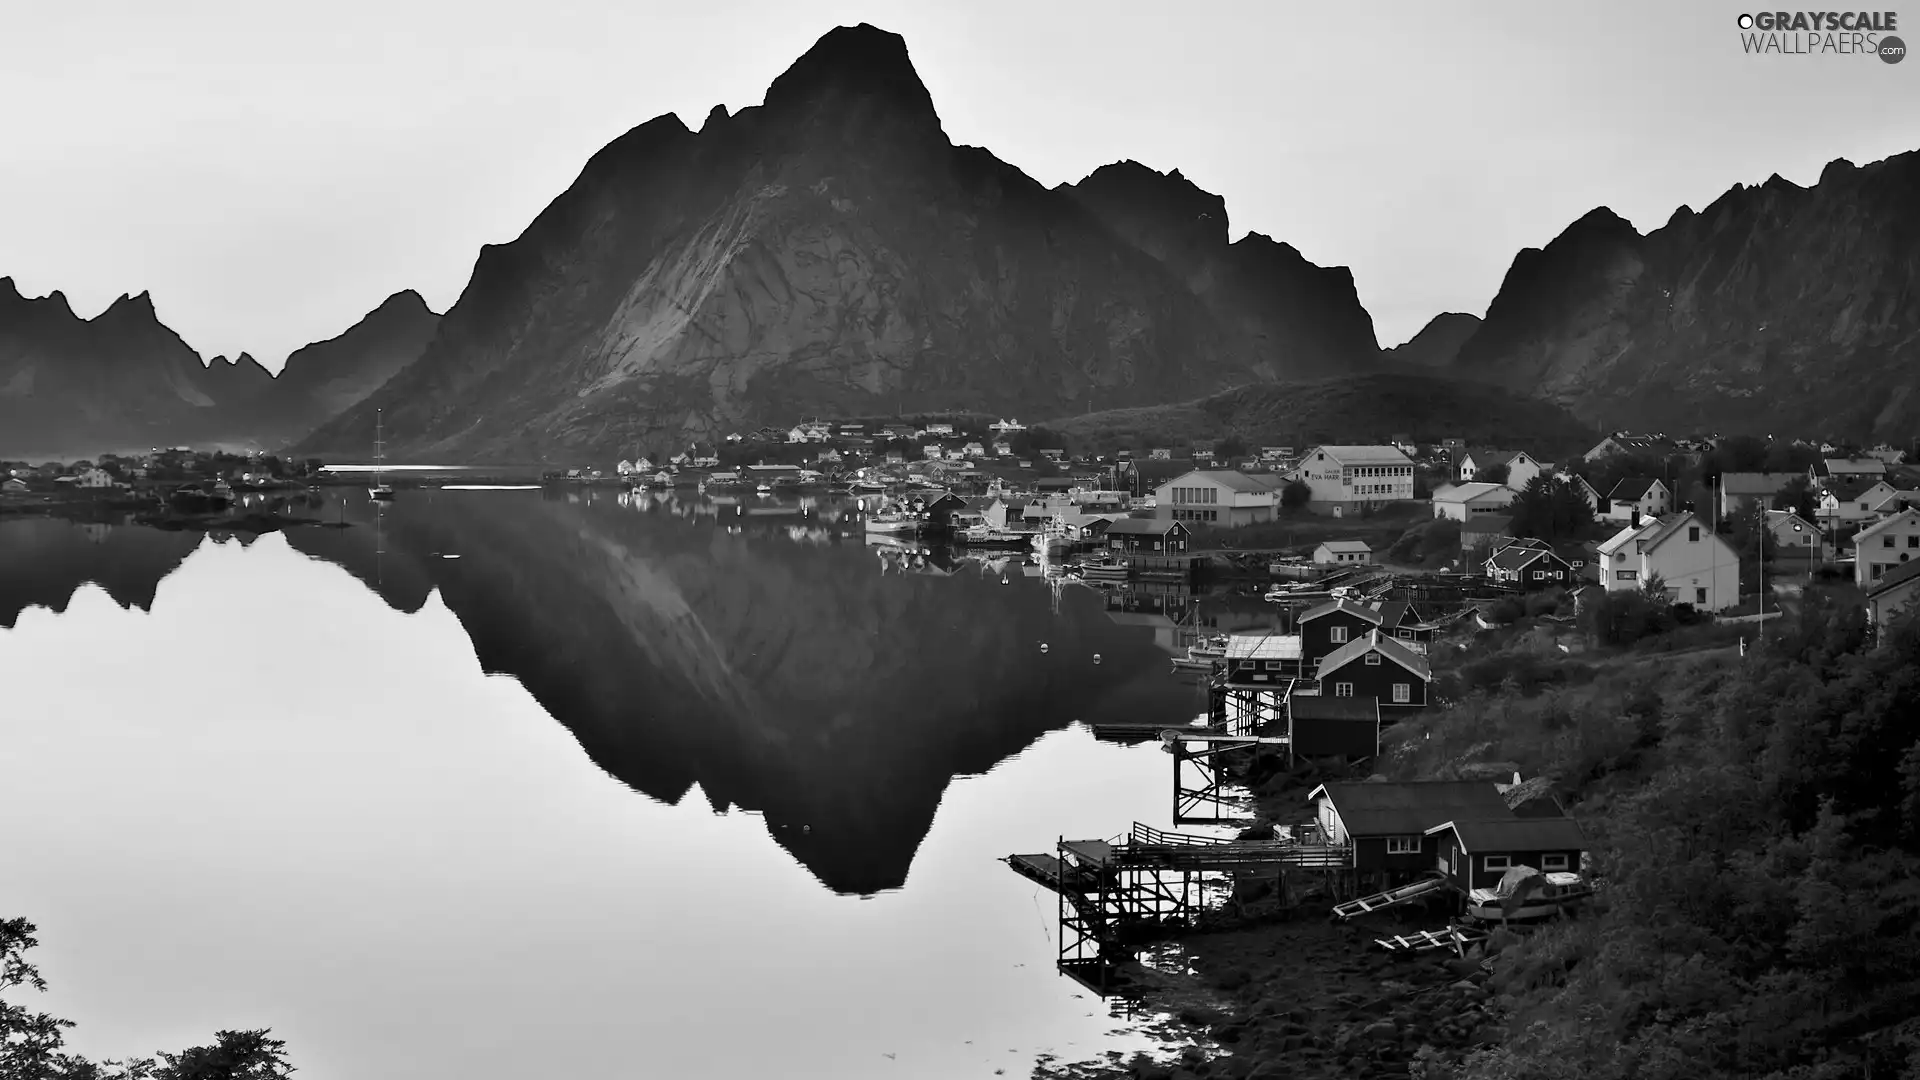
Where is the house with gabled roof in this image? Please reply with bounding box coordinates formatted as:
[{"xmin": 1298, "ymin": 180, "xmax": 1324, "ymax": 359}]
[
  {"xmin": 1313, "ymin": 540, "xmax": 1372, "ymax": 566},
  {"xmin": 1102, "ymin": 518, "xmax": 1190, "ymax": 554},
  {"xmin": 1865, "ymin": 559, "xmax": 1920, "ymax": 633},
  {"xmin": 1484, "ymin": 540, "xmax": 1576, "ymax": 590},
  {"xmin": 1816, "ymin": 475, "xmax": 1889, "ymax": 527},
  {"xmin": 1156, "ymin": 469, "xmax": 1283, "ymax": 526},
  {"xmin": 1854, "ymin": 508, "xmax": 1920, "ymax": 586},
  {"xmin": 1596, "ymin": 511, "xmax": 1739, "ymax": 610},
  {"xmin": 1602, "ymin": 477, "xmax": 1670, "ymax": 523},
  {"xmin": 1763, "ymin": 509, "xmax": 1819, "ymax": 556},
  {"xmin": 1287, "ymin": 694, "xmax": 1382, "ymax": 762},
  {"xmin": 1458, "ymin": 449, "xmax": 1543, "ymax": 490},
  {"xmin": 1581, "ymin": 432, "xmax": 1676, "ymax": 462},
  {"xmin": 1814, "ymin": 457, "xmax": 1888, "ymax": 484},
  {"xmin": 1297, "ymin": 598, "xmax": 1386, "ymax": 667},
  {"xmin": 1718, "ymin": 471, "xmax": 1801, "ymax": 518},
  {"xmin": 1314, "ymin": 629, "xmax": 1432, "ymax": 711},
  {"xmin": 1366, "ymin": 599, "xmax": 1437, "ymax": 649},
  {"xmin": 1432, "ymin": 481, "xmax": 1513, "ymax": 521},
  {"xmin": 1426, "ymin": 816, "xmax": 1588, "ymax": 892},
  {"xmin": 1306, "ymin": 780, "xmax": 1512, "ymax": 879}
]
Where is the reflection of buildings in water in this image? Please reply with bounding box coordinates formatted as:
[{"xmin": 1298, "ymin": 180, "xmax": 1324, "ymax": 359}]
[{"xmin": 80, "ymin": 522, "xmax": 112, "ymax": 545}]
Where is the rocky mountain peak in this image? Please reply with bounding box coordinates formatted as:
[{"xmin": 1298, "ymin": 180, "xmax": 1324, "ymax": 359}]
[{"xmin": 760, "ymin": 23, "xmax": 943, "ymax": 136}]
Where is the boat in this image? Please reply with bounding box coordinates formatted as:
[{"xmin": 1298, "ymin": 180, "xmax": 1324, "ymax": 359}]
[
  {"xmin": 1077, "ymin": 557, "xmax": 1130, "ymax": 582},
  {"xmin": 1186, "ymin": 633, "xmax": 1231, "ymax": 659},
  {"xmin": 369, "ymin": 409, "xmax": 395, "ymax": 501},
  {"xmin": 1171, "ymin": 654, "xmax": 1221, "ymax": 673},
  {"xmin": 864, "ymin": 510, "xmax": 920, "ymax": 535},
  {"xmin": 755, "ymin": 483, "xmax": 773, "ymax": 494},
  {"xmin": 1462, "ymin": 868, "xmax": 1594, "ymax": 924},
  {"xmin": 851, "ymin": 480, "xmax": 887, "ymax": 494}
]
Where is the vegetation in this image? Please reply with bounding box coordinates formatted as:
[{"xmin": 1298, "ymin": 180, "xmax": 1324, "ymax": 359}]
[
  {"xmin": 1385, "ymin": 592, "xmax": 1920, "ymax": 1080},
  {"xmin": 1, "ymin": 917, "xmax": 294, "ymax": 1078},
  {"xmin": 1387, "ymin": 517, "xmax": 1463, "ymax": 568},
  {"xmin": 1044, "ymin": 375, "xmax": 1599, "ymax": 460},
  {"xmin": 1506, "ymin": 475, "xmax": 1597, "ymax": 543}
]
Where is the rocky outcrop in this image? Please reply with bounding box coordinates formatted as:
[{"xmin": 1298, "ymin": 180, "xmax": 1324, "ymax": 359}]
[
  {"xmin": 290, "ymin": 24, "xmax": 1378, "ymax": 463},
  {"xmin": 1448, "ymin": 152, "xmax": 1920, "ymax": 438},
  {"xmin": 1382, "ymin": 312, "xmax": 1481, "ymax": 368},
  {"xmin": 0, "ymin": 281, "xmax": 438, "ymax": 459}
]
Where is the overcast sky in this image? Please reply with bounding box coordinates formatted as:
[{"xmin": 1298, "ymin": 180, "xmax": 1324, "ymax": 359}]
[{"xmin": 2, "ymin": 0, "xmax": 1914, "ymax": 369}]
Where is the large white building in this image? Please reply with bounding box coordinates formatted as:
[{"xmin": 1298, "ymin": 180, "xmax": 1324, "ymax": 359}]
[
  {"xmin": 1155, "ymin": 469, "xmax": 1281, "ymax": 526},
  {"xmin": 1595, "ymin": 511, "xmax": 1740, "ymax": 611},
  {"xmin": 1287, "ymin": 445, "xmax": 1416, "ymax": 513},
  {"xmin": 1431, "ymin": 482, "xmax": 1513, "ymax": 521}
]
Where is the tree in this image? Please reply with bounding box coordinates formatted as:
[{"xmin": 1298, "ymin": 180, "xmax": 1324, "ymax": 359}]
[
  {"xmin": 1773, "ymin": 475, "xmax": 1818, "ymax": 521},
  {"xmin": 2, "ymin": 917, "xmax": 296, "ymax": 1079},
  {"xmin": 1477, "ymin": 461, "xmax": 1510, "ymax": 486},
  {"xmin": 1507, "ymin": 475, "xmax": 1596, "ymax": 542},
  {"xmin": 1280, "ymin": 480, "xmax": 1311, "ymax": 510},
  {"xmin": 1214, "ymin": 434, "xmax": 1249, "ymax": 460}
]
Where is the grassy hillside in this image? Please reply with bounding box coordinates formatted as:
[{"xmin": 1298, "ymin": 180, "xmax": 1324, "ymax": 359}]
[{"xmin": 1047, "ymin": 374, "xmax": 1599, "ymax": 459}]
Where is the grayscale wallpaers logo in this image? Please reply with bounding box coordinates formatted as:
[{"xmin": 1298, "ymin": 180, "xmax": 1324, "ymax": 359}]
[{"xmin": 1736, "ymin": 10, "xmax": 1906, "ymax": 61}]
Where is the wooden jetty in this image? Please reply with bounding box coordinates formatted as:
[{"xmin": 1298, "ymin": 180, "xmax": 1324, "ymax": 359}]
[
  {"xmin": 1374, "ymin": 927, "xmax": 1488, "ymax": 954},
  {"xmin": 1331, "ymin": 874, "xmax": 1454, "ymax": 920},
  {"xmin": 1005, "ymin": 822, "xmax": 1353, "ymax": 993}
]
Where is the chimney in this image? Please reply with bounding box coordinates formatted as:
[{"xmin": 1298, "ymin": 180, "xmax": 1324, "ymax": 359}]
[{"xmin": 1631, "ymin": 508, "xmax": 1642, "ymax": 527}]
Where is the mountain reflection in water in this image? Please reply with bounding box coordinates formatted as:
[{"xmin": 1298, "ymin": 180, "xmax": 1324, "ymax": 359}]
[{"xmin": 5, "ymin": 491, "xmax": 1203, "ymax": 895}]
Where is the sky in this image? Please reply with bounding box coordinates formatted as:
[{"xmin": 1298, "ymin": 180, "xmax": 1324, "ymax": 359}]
[{"xmin": 2, "ymin": 0, "xmax": 1915, "ymax": 369}]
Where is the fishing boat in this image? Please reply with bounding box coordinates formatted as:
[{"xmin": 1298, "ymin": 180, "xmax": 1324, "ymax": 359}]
[
  {"xmin": 368, "ymin": 410, "xmax": 395, "ymax": 501},
  {"xmin": 1187, "ymin": 633, "xmax": 1231, "ymax": 658},
  {"xmin": 851, "ymin": 479, "xmax": 887, "ymax": 495},
  {"xmin": 1076, "ymin": 556, "xmax": 1130, "ymax": 582},
  {"xmin": 864, "ymin": 509, "xmax": 920, "ymax": 535},
  {"xmin": 1462, "ymin": 868, "xmax": 1594, "ymax": 924}
]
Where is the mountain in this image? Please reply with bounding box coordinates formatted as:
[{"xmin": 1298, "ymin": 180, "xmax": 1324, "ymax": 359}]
[
  {"xmin": 1382, "ymin": 313, "xmax": 1481, "ymax": 368},
  {"xmin": 290, "ymin": 23, "xmax": 1381, "ymax": 464},
  {"xmin": 1448, "ymin": 152, "xmax": 1920, "ymax": 439},
  {"xmin": 0, "ymin": 517, "xmax": 205, "ymax": 628},
  {"xmin": 1063, "ymin": 161, "xmax": 1381, "ymax": 379},
  {"xmin": 1048, "ymin": 372, "xmax": 1598, "ymax": 459},
  {"xmin": 0, "ymin": 282, "xmax": 438, "ymax": 460},
  {"xmin": 281, "ymin": 489, "xmax": 1194, "ymax": 895}
]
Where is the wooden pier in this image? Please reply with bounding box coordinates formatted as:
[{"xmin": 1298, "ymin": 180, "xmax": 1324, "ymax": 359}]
[{"xmin": 1004, "ymin": 822, "xmax": 1354, "ymax": 993}]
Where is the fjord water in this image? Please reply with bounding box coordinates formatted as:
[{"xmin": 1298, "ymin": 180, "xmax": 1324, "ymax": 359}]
[{"xmin": 0, "ymin": 492, "xmax": 1214, "ymax": 1080}]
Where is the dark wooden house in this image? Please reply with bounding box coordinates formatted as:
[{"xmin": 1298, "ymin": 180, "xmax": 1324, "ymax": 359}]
[
  {"xmin": 1103, "ymin": 518, "xmax": 1190, "ymax": 554},
  {"xmin": 1369, "ymin": 600, "xmax": 1438, "ymax": 647},
  {"xmin": 1306, "ymin": 780, "xmax": 1513, "ymax": 881},
  {"xmin": 1296, "ymin": 598, "xmax": 1386, "ymax": 667},
  {"xmin": 1313, "ymin": 630, "xmax": 1432, "ymax": 712},
  {"xmin": 1425, "ymin": 816, "xmax": 1588, "ymax": 891},
  {"xmin": 1483, "ymin": 538, "xmax": 1576, "ymax": 590},
  {"xmin": 920, "ymin": 492, "xmax": 969, "ymax": 530},
  {"xmin": 1287, "ymin": 694, "xmax": 1380, "ymax": 761}
]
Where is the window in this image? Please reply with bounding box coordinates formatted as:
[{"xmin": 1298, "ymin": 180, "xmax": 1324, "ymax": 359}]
[
  {"xmin": 1910, "ymin": 535, "xmax": 1918, "ymax": 548},
  {"xmin": 1484, "ymin": 855, "xmax": 1511, "ymax": 872},
  {"xmin": 1329, "ymin": 626, "xmax": 1349, "ymax": 644},
  {"xmin": 1696, "ymin": 587, "xmax": 1707, "ymax": 604},
  {"xmin": 1886, "ymin": 536, "xmax": 1895, "ymax": 548},
  {"xmin": 1334, "ymin": 682, "xmax": 1354, "ymax": 697},
  {"xmin": 1263, "ymin": 660, "xmax": 1284, "ymax": 670},
  {"xmin": 1392, "ymin": 683, "xmax": 1411, "ymax": 703},
  {"xmin": 1533, "ymin": 570, "xmax": 1546, "ymax": 579},
  {"xmin": 1688, "ymin": 526, "xmax": 1700, "ymax": 541},
  {"xmin": 1386, "ymin": 836, "xmax": 1420, "ymax": 855},
  {"xmin": 1397, "ymin": 628, "xmax": 1413, "ymax": 638},
  {"xmin": 1541, "ymin": 854, "xmax": 1569, "ymax": 871},
  {"xmin": 1617, "ymin": 569, "xmax": 1637, "ymax": 580},
  {"xmin": 1364, "ymin": 652, "xmax": 1382, "ymax": 665}
]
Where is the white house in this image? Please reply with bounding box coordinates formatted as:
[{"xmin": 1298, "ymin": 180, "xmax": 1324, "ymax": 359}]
[
  {"xmin": 1288, "ymin": 445, "xmax": 1417, "ymax": 513},
  {"xmin": 1870, "ymin": 486, "xmax": 1920, "ymax": 517},
  {"xmin": 1864, "ymin": 561, "xmax": 1920, "ymax": 632},
  {"xmin": 1156, "ymin": 470, "xmax": 1281, "ymax": 526},
  {"xmin": 1431, "ymin": 482, "xmax": 1513, "ymax": 521},
  {"xmin": 786, "ymin": 422, "xmax": 831, "ymax": 443},
  {"xmin": 71, "ymin": 468, "xmax": 118, "ymax": 489},
  {"xmin": 1595, "ymin": 511, "xmax": 1740, "ymax": 611},
  {"xmin": 1718, "ymin": 472, "xmax": 1801, "ymax": 518},
  {"xmin": 724, "ymin": 432, "xmax": 744, "ymax": 444},
  {"xmin": 0, "ymin": 478, "xmax": 26, "ymax": 495},
  {"xmin": 1603, "ymin": 478, "xmax": 1671, "ymax": 523},
  {"xmin": 989, "ymin": 419, "xmax": 1027, "ymax": 435},
  {"xmin": 1313, "ymin": 540, "xmax": 1372, "ymax": 566},
  {"xmin": 1816, "ymin": 484, "xmax": 1886, "ymax": 527},
  {"xmin": 962, "ymin": 442, "xmax": 987, "ymax": 458},
  {"xmin": 1854, "ymin": 508, "xmax": 1920, "ymax": 586},
  {"xmin": 1814, "ymin": 457, "xmax": 1887, "ymax": 484},
  {"xmin": 921, "ymin": 423, "xmax": 955, "ymax": 437},
  {"xmin": 992, "ymin": 440, "xmax": 1014, "ymax": 457},
  {"xmin": 1458, "ymin": 449, "xmax": 1543, "ymax": 490}
]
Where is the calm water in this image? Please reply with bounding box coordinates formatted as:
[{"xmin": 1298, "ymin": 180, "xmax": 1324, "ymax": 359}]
[{"xmin": 0, "ymin": 490, "xmax": 1281, "ymax": 1080}]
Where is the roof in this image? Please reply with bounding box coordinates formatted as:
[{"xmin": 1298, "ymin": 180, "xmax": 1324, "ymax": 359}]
[
  {"xmin": 1721, "ymin": 471, "xmax": 1800, "ymax": 496},
  {"xmin": 1167, "ymin": 469, "xmax": 1280, "ymax": 494},
  {"xmin": 1105, "ymin": 517, "xmax": 1184, "ymax": 535},
  {"xmin": 1822, "ymin": 457, "xmax": 1887, "ymax": 474},
  {"xmin": 1316, "ymin": 629, "xmax": 1432, "ymax": 681},
  {"xmin": 1370, "ymin": 600, "xmax": 1410, "ymax": 628},
  {"xmin": 1866, "ymin": 558, "xmax": 1920, "ymax": 599},
  {"xmin": 1607, "ymin": 477, "xmax": 1664, "ymax": 500},
  {"xmin": 1764, "ymin": 509, "xmax": 1816, "ymax": 531},
  {"xmin": 1854, "ymin": 508, "xmax": 1920, "ymax": 545},
  {"xmin": 1226, "ymin": 633, "xmax": 1302, "ymax": 660},
  {"xmin": 1467, "ymin": 448, "xmax": 1527, "ymax": 467},
  {"xmin": 1317, "ymin": 540, "xmax": 1372, "ymax": 553},
  {"xmin": 1433, "ymin": 482, "xmax": 1508, "ymax": 503},
  {"xmin": 1289, "ymin": 695, "xmax": 1380, "ymax": 722},
  {"xmin": 1426, "ymin": 816, "xmax": 1588, "ymax": 853},
  {"xmin": 1487, "ymin": 544, "xmax": 1558, "ymax": 572},
  {"xmin": 1307, "ymin": 781, "xmax": 1512, "ymax": 836},
  {"xmin": 1595, "ymin": 433, "xmax": 1674, "ymax": 452},
  {"xmin": 1299, "ymin": 598, "xmax": 1384, "ymax": 625},
  {"xmin": 1307, "ymin": 445, "xmax": 1415, "ymax": 468}
]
